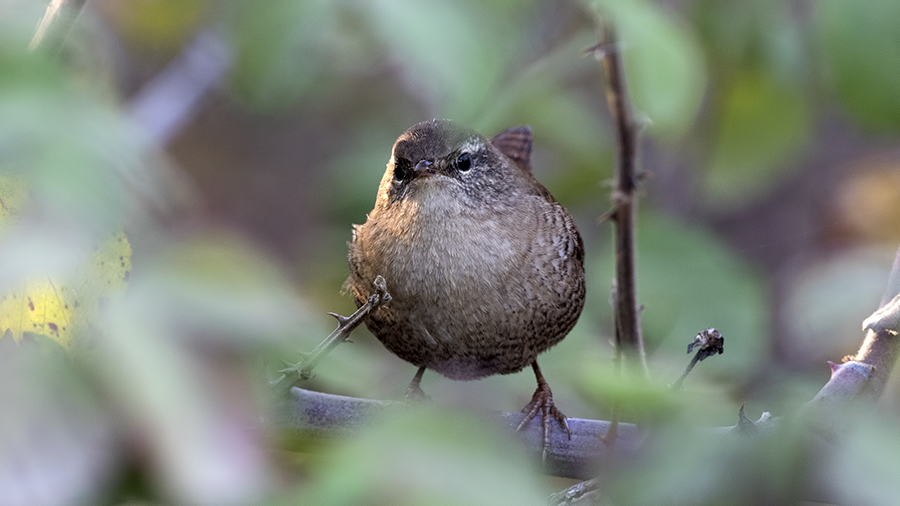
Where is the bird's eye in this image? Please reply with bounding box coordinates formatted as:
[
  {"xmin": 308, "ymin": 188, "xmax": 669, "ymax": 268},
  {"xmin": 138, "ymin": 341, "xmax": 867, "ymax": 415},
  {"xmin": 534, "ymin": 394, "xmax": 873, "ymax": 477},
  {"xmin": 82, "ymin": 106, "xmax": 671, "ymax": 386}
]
[
  {"xmin": 457, "ymin": 153, "xmax": 471, "ymax": 172},
  {"xmin": 393, "ymin": 157, "xmax": 413, "ymax": 182}
]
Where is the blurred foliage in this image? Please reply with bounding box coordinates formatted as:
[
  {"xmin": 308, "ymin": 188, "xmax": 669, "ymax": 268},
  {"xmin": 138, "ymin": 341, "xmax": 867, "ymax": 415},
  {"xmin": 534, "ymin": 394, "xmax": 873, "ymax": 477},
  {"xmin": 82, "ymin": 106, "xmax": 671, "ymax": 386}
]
[
  {"xmin": 292, "ymin": 405, "xmax": 550, "ymax": 506},
  {"xmin": 816, "ymin": 0, "xmax": 900, "ymax": 132},
  {"xmin": 0, "ymin": 230, "xmax": 131, "ymax": 348},
  {"xmin": 1, "ymin": 0, "xmax": 899, "ymax": 504},
  {"xmin": 595, "ymin": 0, "xmax": 706, "ymax": 138},
  {"xmin": 593, "ymin": 213, "xmax": 767, "ymax": 377},
  {"xmin": 692, "ymin": 0, "xmax": 813, "ymax": 207}
]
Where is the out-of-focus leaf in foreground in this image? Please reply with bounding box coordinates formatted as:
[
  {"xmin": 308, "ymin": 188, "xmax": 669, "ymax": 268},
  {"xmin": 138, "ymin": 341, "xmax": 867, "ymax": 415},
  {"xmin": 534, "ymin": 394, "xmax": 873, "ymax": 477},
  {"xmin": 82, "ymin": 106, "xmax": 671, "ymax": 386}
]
[
  {"xmin": 291, "ymin": 404, "xmax": 549, "ymax": 506},
  {"xmin": 0, "ymin": 337, "xmax": 117, "ymax": 506},
  {"xmin": 828, "ymin": 413, "xmax": 900, "ymax": 506},
  {"xmin": 609, "ymin": 414, "xmax": 813, "ymax": 505},
  {"xmin": 95, "ymin": 231, "xmax": 318, "ymax": 505},
  {"xmin": 0, "ymin": 230, "xmax": 131, "ymax": 348},
  {"xmin": 0, "ymin": 21, "xmax": 141, "ymax": 349}
]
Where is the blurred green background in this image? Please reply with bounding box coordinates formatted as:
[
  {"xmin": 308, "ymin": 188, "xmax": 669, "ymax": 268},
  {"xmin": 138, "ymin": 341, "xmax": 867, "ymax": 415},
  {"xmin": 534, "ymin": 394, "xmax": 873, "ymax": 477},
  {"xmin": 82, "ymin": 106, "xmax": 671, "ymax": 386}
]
[{"xmin": 2, "ymin": 0, "xmax": 900, "ymax": 504}]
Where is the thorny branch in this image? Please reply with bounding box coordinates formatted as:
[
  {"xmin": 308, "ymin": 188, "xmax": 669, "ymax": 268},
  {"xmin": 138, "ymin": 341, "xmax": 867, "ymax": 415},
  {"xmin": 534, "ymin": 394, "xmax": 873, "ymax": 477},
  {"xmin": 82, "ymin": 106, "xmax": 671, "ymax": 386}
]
[
  {"xmin": 853, "ymin": 244, "xmax": 900, "ymax": 401},
  {"xmin": 278, "ymin": 386, "xmax": 641, "ymax": 481},
  {"xmin": 585, "ymin": 14, "xmax": 649, "ymax": 449},
  {"xmin": 271, "ymin": 276, "xmax": 391, "ymax": 392},
  {"xmin": 588, "ymin": 17, "xmax": 649, "ymax": 379}
]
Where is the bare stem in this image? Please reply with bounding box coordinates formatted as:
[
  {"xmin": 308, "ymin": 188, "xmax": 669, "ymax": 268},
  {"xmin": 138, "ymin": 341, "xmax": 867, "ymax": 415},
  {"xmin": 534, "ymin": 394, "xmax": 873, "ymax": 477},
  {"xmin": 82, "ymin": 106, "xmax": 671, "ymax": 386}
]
[
  {"xmin": 271, "ymin": 276, "xmax": 391, "ymax": 391},
  {"xmin": 589, "ymin": 17, "xmax": 649, "ymax": 378}
]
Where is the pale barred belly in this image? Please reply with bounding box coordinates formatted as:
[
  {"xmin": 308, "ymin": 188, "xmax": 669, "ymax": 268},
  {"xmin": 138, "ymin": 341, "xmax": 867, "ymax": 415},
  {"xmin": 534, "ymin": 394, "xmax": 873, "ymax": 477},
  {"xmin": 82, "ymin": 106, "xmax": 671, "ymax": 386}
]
[
  {"xmin": 352, "ymin": 196, "xmax": 582, "ymax": 380},
  {"xmin": 367, "ymin": 245, "xmax": 575, "ymax": 380}
]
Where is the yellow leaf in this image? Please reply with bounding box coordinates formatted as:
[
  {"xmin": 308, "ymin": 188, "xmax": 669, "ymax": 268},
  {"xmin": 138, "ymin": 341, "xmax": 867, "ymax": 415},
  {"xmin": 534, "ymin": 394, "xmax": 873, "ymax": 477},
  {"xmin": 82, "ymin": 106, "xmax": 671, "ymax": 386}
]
[{"xmin": 0, "ymin": 232, "xmax": 131, "ymax": 349}]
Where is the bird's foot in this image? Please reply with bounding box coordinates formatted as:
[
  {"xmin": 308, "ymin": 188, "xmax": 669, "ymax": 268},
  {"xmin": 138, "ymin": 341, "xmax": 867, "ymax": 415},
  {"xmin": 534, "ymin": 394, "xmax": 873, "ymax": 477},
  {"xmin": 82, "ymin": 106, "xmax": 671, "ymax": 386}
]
[{"xmin": 516, "ymin": 381, "xmax": 570, "ymax": 463}]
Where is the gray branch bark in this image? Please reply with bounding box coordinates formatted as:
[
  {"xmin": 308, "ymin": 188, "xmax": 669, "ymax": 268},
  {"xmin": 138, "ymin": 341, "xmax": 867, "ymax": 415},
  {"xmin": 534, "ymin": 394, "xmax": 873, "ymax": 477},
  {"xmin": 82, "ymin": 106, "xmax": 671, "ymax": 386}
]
[{"xmin": 275, "ymin": 387, "xmax": 639, "ymax": 480}]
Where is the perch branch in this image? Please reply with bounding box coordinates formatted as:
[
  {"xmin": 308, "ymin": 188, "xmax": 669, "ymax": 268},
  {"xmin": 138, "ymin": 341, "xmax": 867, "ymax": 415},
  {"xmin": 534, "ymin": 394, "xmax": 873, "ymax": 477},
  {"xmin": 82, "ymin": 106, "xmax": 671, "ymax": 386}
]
[
  {"xmin": 271, "ymin": 276, "xmax": 391, "ymax": 391},
  {"xmin": 277, "ymin": 386, "xmax": 639, "ymax": 480},
  {"xmin": 853, "ymin": 244, "xmax": 900, "ymax": 401},
  {"xmin": 588, "ymin": 18, "xmax": 649, "ymax": 378},
  {"xmin": 280, "ymin": 351, "xmax": 874, "ymax": 481},
  {"xmin": 278, "ymin": 247, "xmax": 896, "ymax": 479}
]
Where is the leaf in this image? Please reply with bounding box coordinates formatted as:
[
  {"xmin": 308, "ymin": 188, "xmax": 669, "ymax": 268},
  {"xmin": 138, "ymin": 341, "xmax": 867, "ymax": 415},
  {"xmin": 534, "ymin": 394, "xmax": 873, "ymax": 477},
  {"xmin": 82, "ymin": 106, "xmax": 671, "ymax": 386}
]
[
  {"xmin": 296, "ymin": 405, "xmax": 548, "ymax": 506},
  {"xmin": 590, "ymin": 212, "xmax": 768, "ymax": 378},
  {"xmin": 816, "ymin": 0, "xmax": 900, "ymax": 132},
  {"xmin": 0, "ymin": 231, "xmax": 132, "ymax": 348},
  {"xmin": 785, "ymin": 247, "xmax": 895, "ymax": 361},
  {"xmin": 363, "ymin": 0, "xmax": 524, "ymax": 121},
  {"xmin": 102, "ymin": 0, "xmax": 211, "ymax": 53},
  {"xmin": 0, "ymin": 336, "xmax": 117, "ymax": 506},
  {"xmin": 702, "ymin": 68, "xmax": 812, "ymax": 208},
  {"xmin": 593, "ymin": 0, "xmax": 707, "ymax": 138},
  {"xmin": 226, "ymin": 0, "xmax": 332, "ymax": 112}
]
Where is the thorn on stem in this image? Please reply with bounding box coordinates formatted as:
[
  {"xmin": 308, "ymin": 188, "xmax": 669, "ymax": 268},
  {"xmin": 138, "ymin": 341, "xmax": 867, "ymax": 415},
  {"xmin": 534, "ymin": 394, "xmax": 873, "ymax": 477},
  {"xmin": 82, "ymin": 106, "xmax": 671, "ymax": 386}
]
[{"xmin": 328, "ymin": 312, "xmax": 351, "ymax": 326}]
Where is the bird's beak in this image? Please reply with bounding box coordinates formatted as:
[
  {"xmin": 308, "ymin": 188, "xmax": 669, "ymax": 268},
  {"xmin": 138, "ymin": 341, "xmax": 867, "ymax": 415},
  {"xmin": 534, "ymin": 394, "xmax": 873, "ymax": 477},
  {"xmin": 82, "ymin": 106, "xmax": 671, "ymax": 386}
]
[{"xmin": 414, "ymin": 159, "xmax": 438, "ymax": 176}]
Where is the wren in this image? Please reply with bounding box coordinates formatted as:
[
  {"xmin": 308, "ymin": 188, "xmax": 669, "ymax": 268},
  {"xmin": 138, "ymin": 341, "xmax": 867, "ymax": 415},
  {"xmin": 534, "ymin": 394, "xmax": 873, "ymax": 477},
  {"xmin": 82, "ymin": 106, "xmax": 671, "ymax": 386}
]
[{"xmin": 347, "ymin": 119, "xmax": 586, "ymax": 459}]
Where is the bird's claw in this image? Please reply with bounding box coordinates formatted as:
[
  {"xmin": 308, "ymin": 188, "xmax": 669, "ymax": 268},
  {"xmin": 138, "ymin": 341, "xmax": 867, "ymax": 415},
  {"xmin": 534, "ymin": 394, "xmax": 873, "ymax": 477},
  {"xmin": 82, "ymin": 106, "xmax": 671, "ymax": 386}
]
[{"xmin": 515, "ymin": 382, "xmax": 570, "ymax": 463}]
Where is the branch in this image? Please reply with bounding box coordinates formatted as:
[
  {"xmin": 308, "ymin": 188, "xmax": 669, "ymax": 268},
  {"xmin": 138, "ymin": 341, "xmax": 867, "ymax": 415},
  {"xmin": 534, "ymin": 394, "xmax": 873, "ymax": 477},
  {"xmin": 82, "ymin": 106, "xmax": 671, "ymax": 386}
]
[
  {"xmin": 279, "ymin": 353, "xmax": 875, "ymax": 482},
  {"xmin": 276, "ymin": 387, "xmax": 639, "ymax": 480},
  {"xmin": 588, "ymin": 18, "xmax": 648, "ymax": 378},
  {"xmin": 853, "ymin": 244, "xmax": 900, "ymax": 401},
  {"xmin": 271, "ymin": 276, "xmax": 391, "ymax": 392}
]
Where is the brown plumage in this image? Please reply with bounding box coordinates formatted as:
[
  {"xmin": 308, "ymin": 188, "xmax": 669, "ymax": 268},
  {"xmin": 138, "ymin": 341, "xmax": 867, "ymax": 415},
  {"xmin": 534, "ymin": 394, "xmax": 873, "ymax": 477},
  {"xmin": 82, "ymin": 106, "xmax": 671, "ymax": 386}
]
[{"xmin": 347, "ymin": 119, "xmax": 585, "ymax": 458}]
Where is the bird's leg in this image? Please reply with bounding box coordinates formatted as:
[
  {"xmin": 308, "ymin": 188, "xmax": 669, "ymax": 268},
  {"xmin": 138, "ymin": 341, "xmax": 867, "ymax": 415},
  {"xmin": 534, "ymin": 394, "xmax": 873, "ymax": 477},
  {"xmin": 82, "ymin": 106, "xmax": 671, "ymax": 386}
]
[
  {"xmin": 516, "ymin": 361, "xmax": 570, "ymax": 463},
  {"xmin": 405, "ymin": 366, "xmax": 430, "ymax": 401}
]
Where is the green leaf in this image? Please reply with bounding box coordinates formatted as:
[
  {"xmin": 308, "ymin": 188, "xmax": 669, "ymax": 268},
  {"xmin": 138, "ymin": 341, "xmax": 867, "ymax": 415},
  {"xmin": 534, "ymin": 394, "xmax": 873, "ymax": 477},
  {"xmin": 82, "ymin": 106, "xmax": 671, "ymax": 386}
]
[
  {"xmin": 784, "ymin": 247, "xmax": 895, "ymax": 362},
  {"xmin": 816, "ymin": 0, "xmax": 900, "ymax": 132},
  {"xmin": 362, "ymin": 0, "xmax": 525, "ymax": 121},
  {"xmin": 590, "ymin": 212, "xmax": 768, "ymax": 379},
  {"xmin": 703, "ymin": 68, "xmax": 811, "ymax": 208},
  {"xmin": 296, "ymin": 405, "xmax": 548, "ymax": 506},
  {"xmin": 226, "ymin": 0, "xmax": 332, "ymax": 112},
  {"xmin": 593, "ymin": 0, "xmax": 707, "ymax": 138},
  {"xmin": 114, "ymin": 231, "xmax": 316, "ymax": 346}
]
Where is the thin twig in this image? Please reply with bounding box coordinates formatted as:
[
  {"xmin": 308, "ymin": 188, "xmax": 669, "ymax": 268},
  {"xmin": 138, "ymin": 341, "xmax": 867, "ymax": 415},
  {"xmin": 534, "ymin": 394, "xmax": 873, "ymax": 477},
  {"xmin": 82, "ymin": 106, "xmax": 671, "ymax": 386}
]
[
  {"xmin": 29, "ymin": 0, "xmax": 89, "ymax": 53},
  {"xmin": 588, "ymin": 17, "xmax": 649, "ymax": 378},
  {"xmin": 271, "ymin": 276, "xmax": 391, "ymax": 391}
]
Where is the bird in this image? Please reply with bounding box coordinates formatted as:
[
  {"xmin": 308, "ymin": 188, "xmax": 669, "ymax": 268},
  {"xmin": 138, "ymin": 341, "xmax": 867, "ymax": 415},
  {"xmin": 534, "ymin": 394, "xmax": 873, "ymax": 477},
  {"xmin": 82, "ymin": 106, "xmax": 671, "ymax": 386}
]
[{"xmin": 346, "ymin": 119, "xmax": 586, "ymax": 460}]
